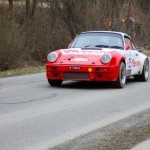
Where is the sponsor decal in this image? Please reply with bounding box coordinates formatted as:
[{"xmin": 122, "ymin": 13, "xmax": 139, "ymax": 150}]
[
  {"xmin": 127, "ymin": 58, "xmax": 141, "ymax": 68},
  {"xmin": 71, "ymin": 58, "xmax": 88, "ymax": 62},
  {"xmin": 127, "ymin": 69, "xmax": 132, "ymax": 75},
  {"xmin": 128, "ymin": 58, "xmax": 132, "ymax": 68},
  {"xmin": 132, "ymin": 60, "xmax": 141, "ymax": 67},
  {"xmin": 60, "ymin": 49, "xmax": 104, "ymax": 55},
  {"xmin": 62, "ymin": 49, "xmax": 81, "ymax": 54}
]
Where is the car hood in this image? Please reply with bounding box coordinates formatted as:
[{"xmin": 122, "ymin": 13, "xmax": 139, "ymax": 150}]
[{"xmin": 58, "ymin": 48, "xmax": 121, "ymax": 65}]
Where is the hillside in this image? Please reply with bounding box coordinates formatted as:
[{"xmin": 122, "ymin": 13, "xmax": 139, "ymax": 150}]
[{"xmin": 0, "ymin": 0, "xmax": 149, "ymax": 71}]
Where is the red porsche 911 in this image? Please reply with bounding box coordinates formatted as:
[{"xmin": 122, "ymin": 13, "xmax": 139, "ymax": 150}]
[{"xmin": 46, "ymin": 31, "xmax": 149, "ymax": 88}]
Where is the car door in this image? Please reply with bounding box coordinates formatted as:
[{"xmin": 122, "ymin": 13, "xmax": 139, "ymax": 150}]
[{"xmin": 125, "ymin": 37, "xmax": 141, "ymax": 76}]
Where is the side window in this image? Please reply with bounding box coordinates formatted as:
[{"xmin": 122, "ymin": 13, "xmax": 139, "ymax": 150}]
[
  {"xmin": 125, "ymin": 37, "xmax": 133, "ymax": 50},
  {"xmin": 131, "ymin": 42, "xmax": 136, "ymax": 50}
]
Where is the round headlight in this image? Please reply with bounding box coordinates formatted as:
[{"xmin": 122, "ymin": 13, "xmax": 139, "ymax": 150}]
[
  {"xmin": 47, "ymin": 52, "xmax": 58, "ymax": 62},
  {"xmin": 101, "ymin": 53, "xmax": 112, "ymax": 64}
]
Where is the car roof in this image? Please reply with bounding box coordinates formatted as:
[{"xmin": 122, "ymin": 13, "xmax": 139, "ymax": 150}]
[{"xmin": 80, "ymin": 31, "xmax": 131, "ymax": 39}]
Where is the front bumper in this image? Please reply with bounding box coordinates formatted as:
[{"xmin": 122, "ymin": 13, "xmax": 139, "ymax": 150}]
[{"xmin": 46, "ymin": 64, "xmax": 119, "ymax": 81}]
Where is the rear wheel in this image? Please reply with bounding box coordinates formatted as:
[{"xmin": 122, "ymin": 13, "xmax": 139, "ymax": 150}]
[
  {"xmin": 134, "ymin": 59, "xmax": 149, "ymax": 81},
  {"xmin": 48, "ymin": 79, "xmax": 63, "ymax": 86},
  {"xmin": 113, "ymin": 62, "xmax": 126, "ymax": 88}
]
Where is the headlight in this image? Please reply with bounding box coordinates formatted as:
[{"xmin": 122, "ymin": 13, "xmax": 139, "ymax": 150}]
[
  {"xmin": 47, "ymin": 52, "xmax": 58, "ymax": 62},
  {"xmin": 101, "ymin": 53, "xmax": 112, "ymax": 64}
]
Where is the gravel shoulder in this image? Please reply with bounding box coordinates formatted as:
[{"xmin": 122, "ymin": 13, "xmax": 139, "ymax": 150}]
[{"xmin": 51, "ymin": 108, "xmax": 150, "ymax": 150}]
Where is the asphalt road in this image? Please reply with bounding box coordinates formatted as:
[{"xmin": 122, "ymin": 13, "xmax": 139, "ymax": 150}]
[{"xmin": 0, "ymin": 72, "xmax": 150, "ymax": 150}]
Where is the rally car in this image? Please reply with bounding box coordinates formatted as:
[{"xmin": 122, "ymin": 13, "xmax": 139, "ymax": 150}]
[{"xmin": 46, "ymin": 31, "xmax": 149, "ymax": 88}]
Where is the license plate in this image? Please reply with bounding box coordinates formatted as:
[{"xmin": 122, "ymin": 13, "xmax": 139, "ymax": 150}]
[{"xmin": 69, "ymin": 66, "xmax": 80, "ymax": 70}]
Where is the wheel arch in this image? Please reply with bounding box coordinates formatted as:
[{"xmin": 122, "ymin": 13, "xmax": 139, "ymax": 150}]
[
  {"xmin": 117, "ymin": 57, "xmax": 126, "ymax": 67},
  {"xmin": 120, "ymin": 58, "xmax": 126, "ymax": 65},
  {"xmin": 140, "ymin": 57, "xmax": 149, "ymax": 73},
  {"xmin": 110, "ymin": 52, "xmax": 126, "ymax": 66},
  {"xmin": 145, "ymin": 58, "xmax": 149, "ymax": 64}
]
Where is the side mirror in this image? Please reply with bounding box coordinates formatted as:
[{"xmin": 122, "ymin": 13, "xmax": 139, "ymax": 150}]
[
  {"xmin": 125, "ymin": 44, "xmax": 130, "ymax": 50},
  {"xmin": 136, "ymin": 47, "xmax": 142, "ymax": 52}
]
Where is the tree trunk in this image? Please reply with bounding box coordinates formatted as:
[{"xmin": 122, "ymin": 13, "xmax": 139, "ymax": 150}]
[
  {"xmin": 8, "ymin": 0, "xmax": 13, "ymax": 20},
  {"xmin": 26, "ymin": 0, "xmax": 30, "ymax": 18},
  {"xmin": 26, "ymin": 0, "xmax": 37, "ymax": 18},
  {"xmin": 31, "ymin": 0, "xmax": 37, "ymax": 16}
]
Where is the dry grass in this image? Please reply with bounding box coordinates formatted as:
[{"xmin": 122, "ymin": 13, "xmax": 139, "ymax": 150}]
[
  {"xmin": 0, "ymin": 65, "xmax": 45, "ymax": 78},
  {"xmin": 143, "ymin": 50, "xmax": 150, "ymax": 56},
  {"xmin": 93, "ymin": 123, "xmax": 150, "ymax": 150}
]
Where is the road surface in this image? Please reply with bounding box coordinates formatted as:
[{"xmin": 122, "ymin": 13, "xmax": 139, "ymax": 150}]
[{"xmin": 0, "ymin": 72, "xmax": 150, "ymax": 150}]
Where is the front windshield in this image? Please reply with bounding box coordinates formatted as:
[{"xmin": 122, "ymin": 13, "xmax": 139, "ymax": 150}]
[{"xmin": 71, "ymin": 32, "xmax": 124, "ymax": 50}]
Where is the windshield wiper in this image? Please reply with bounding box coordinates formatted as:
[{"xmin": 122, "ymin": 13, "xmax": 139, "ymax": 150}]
[
  {"xmin": 84, "ymin": 45, "xmax": 93, "ymax": 48},
  {"xmin": 110, "ymin": 46, "xmax": 123, "ymax": 49},
  {"xmin": 95, "ymin": 45, "xmax": 110, "ymax": 48},
  {"xmin": 84, "ymin": 45, "xmax": 102, "ymax": 49}
]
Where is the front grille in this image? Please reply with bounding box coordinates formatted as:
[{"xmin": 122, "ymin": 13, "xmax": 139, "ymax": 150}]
[{"xmin": 63, "ymin": 73, "xmax": 88, "ymax": 79}]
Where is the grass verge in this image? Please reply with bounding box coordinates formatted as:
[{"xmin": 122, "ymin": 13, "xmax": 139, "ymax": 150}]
[
  {"xmin": 143, "ymin": 50, "xmax": 150, "ymax": 56},
  {"xmin": 0, "ymin": 65, "xmax": 45, "ymax": 78},
  {"xmin": 94, "ymin": 122, "xmax": 150, "ymax": 150}
]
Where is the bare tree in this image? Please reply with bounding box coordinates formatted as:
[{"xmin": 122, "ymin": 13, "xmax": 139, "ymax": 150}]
[
  {"xmin": 26, "ymin": 0, "xmax": 31, "ymax": 18},
  {"xmin": 8, "ymin": 0, "xmax": 13, "ymax": 20},
  {"xmin": 32, "ymin": 0, "xmax": 37, "ymax": 16},
  {"xmin": 26, "ymin": 0, "xmax": 37, "ymax": 18}
]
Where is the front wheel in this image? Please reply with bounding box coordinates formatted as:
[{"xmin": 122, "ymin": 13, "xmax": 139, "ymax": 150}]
[
  {"xmin": 48, "ymin": 79, "xmax": 63, "ymax": 87},
  {"xmin": 113, "ymin": 62, "xmax": 126, "ymax": 88},
  {"xmin": 134, "ymin": 59, "xmax": 149, "ymax": 81}
]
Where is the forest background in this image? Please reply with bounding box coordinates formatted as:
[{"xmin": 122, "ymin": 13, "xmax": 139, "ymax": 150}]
[{"xmin": 0, "ymin": 0, "xmax": 149, "ymax": 71}]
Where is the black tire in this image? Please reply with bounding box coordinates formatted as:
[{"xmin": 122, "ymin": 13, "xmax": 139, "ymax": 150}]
[
  {"xmin": 113, "ymin": 62, "xmax": 126, "ymax": 88},
  {"xmin": 134, "ymin": 59, "xmax": 149, "ymax": 81},
  {"xmin": 48, "ymin": 79, "xmax": 63, "ymax": 86}
]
